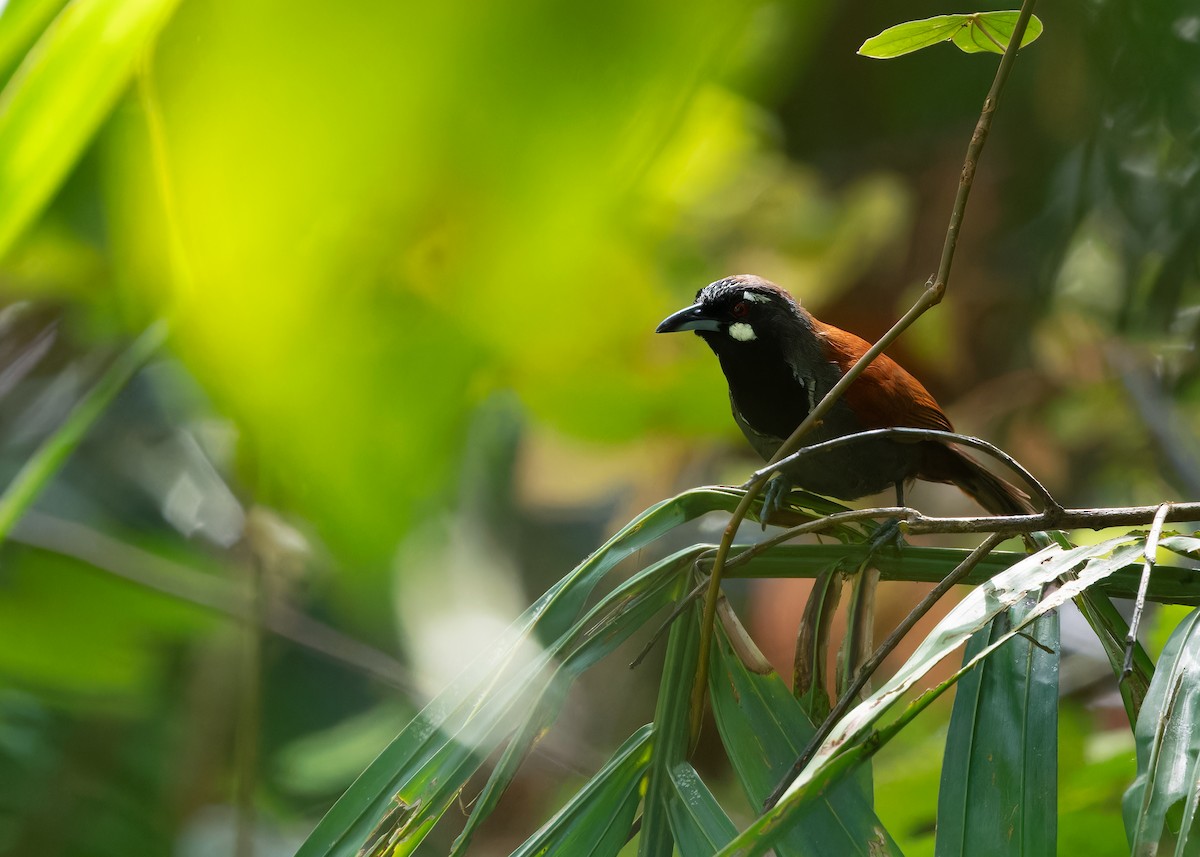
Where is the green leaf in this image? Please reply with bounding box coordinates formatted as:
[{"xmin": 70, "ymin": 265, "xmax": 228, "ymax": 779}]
[
  {"xmin": 639, "ymin": 598, "xmax": 702, "ymax": 857},
  {"xmin": 0, "ymin": 0, "xmax": 181, "ymax": 260},
  {"xmin": 708, "ymin": 616, "xmax": 899, "ymax": 856},
  {"xmin": 0, "ymin": 321, "xmax": 168, "ymax": 541},
  {"xmin": 719, "ymin": 535, "xmax": 1144, "ymax": 856},
  {"xmin": 735, "ymin": 543, "xmax": 1200, "ymax": 605},
  {"xmin": 793, "ymin": 566, "xmax": 843, "ymax": 722},
  {"xmin": 510, "ymin": 726, "xmax": 654, "ymax": 857},
  {"xmin": 450, "ymin": 555, "xmax": 689, "ymax": 856},
  {"xmin": 935, "ymin": 598, "xmax": 1059, "ymax": 857},
  {"xmin": 297, "ymin": 489, "xmax": 741, "ymax": 857},
  {"xmin": 952, "ymin": 12, "xmax": 1044, "ymax": 55},
  {"xmin": 1074, "ymin": 589, "xmax": 1153, "ymax": 722},
  {"xmin": 1124, "ymin": 608, "xmax": 1200, "ymax": 852},
  {"xmin": 0, "ymin": 0, "xmax": 69, "ymax": 81},
  {"xmin": 666, "ymin": 764, "xmax": 739, "ymax": 853},
  {"xmin": 858, "ymin": 12, "xmax": 1043, "ymax": 59}
]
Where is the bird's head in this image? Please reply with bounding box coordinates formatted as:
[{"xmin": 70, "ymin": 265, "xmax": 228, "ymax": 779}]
[{"xmin": 655, "ymin": 274, "xmax": 806, "ymax": 351}]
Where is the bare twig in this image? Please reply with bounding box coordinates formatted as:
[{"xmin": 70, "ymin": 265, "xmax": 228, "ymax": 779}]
[
  {"xmin": 1124, "ymin": 503, "xmax": 1171, "ymax": 677},
  {"xmin": 686, "ymin": 0, "xmax": 1040, "ymax": 740},
  {"xmin": 763, "ymin": 532, "xmax": 1007, "ymax": 810},
  {"xmin": 12, "ymin": 510, "xmax": 415, "ymax": 688},
  {"xmin": 746, "ymin": 427, "xmax": 1061, "ymax": 514}
]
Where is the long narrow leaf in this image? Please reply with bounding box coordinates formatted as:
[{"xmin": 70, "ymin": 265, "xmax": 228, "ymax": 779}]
[
  {"xmin": 0, "ymin": 0, "xmax": 180, "ymax": 259},
  {"xmin": 298, "ymin": 529, "xmax": 715, "ymax": 857},
  {"xmin": 737, "ymin": 543, "xmax": 1200, "ymax": 604},
  {"xmin": 450, "ymin": 556, "xmax": 691, "ymax": 856},
  {"xmin": 720, "ymin": 536, "xmax": 1144, "ymax": 856},
  {"xmin": 639, "ymin": 597, "xmax": 702, "ymax": 857},
  {"xmin": 510, "ymin": 726, "xmax": 655, "ymax": 857},
  {"xmin": 1124, "ymin": 608, "xmax": 1200, "ymax": 852},
  {"xmin": 0, "ymin": 321, "xmax": 168, "ymax": 540},
  {"xmin": 0, "ymin": 0, "xmax": 69, "ymax": 80},
  {"xmin": 667, "ymin": 763, "xmax": 738, "ymax": 854},
  {"xmin": 935, "ymin": 597, "xmax": 1059, "ymax": 857},
  {"xmin": 708, "ymin": 616, "xmax": 899, "ymax": 856}
]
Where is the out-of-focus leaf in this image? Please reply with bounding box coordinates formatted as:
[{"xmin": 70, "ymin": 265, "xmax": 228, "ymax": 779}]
[
  {"xmin": 858, "ymin": 12, "xmax": 1043, "ymax": 59},
  {"xmin": 0, "ymin": 547, "xmax": 212, "ymax": 691},
  {"xmin": 708, "ymin": 616, "xmax": 898, "ymax": 856},
  {"xmin": 0, "ymin": 321, "xmax": 166, "ymax": 541},
  {"xmin": 450, "ymin": 555, "xmax": 689, "ymax": 856},
  {"xmin": 720, "ymin": 535, "xmax": 1145, "ymax": 856},
  {"xmin": 510, "ymin": 726, "xmax": 654, "ymax": 857},
  {"xmin": 639, "ymin": 598, "xmax": 702, "ymax": 857},
  {"xmin": 0, "ymin": 0, "xmax": 179, "ymax": 260},
  {"xmin": 0, "ymin": 0, "xmax": 70, "ymax": 81},
  {"xmin": 1124, "ymin": 608, "xmax": 1200, "ymax": 852},
  {"xmin": 935, "ymin": 598, "xmax": 1059, "ymax": 857},
  {"xmin": 666, "ymin": 763, "xmax": 738, "ymax": 854},
  {"xmin": 297, "ymin": 489, "xmax": 739, "ymax": 857}
]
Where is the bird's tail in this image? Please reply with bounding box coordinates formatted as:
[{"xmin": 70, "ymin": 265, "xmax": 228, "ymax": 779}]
[{"xmin": 921, "ymin": 443, "xmax": 1036, "ymax": 516}]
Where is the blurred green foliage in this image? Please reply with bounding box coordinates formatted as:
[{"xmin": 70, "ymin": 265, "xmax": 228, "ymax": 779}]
[{"xmin": 0, "ymin": 0, "xmax": 1197, "ymax": 852}]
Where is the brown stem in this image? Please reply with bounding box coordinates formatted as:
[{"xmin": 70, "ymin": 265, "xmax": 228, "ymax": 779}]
[
  {"xmin": 686, "ymin": 0, "xmax": 1040, "ymax": 742},
  {"xmin": 763, "ymin": 532, "xmax": 1007, "ymax": 810}
]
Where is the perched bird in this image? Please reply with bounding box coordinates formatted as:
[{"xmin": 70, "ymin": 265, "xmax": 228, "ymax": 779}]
[{"xmin": 656, "ymin": 274, "xmax": 1034, "ymax": 519}]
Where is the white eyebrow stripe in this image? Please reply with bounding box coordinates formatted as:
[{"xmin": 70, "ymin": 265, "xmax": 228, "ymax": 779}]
[{"xmin": 742, "ymin": 290, "xmax": 770, "ymax": 303}]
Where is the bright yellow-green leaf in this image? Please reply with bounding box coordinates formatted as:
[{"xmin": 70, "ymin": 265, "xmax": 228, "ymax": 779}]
[
  {"xmin": 0, "ymin": 0, "xmax": 180, "ymax": 260},
  {"xmin": 859, "ymin": 12, "xmax": 1043, "ymax": 59}
]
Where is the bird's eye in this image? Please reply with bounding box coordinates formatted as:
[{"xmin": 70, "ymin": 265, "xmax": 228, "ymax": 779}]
[{"xmin": 732, "ymin": 301, "xmax": 749, "ymax": 318}]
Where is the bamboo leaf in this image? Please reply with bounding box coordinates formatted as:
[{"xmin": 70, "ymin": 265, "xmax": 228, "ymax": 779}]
[
  {"xmin": 0, "ymin": 321, "xmax": 168, "ymax": 541},
  {"xmin": 0, "ymin": 0, "xmax": 181, "ymax": 260},
  {"xmin": 666, "ymin": 764, "xmax": 738, "ymax": 854},
  {"xmin": 510, "ymin": 726, "xmax": 655, "ymax": 857},
  {"xmin": 793, "ymin": 566, "xmax": 843, "ymax": 721},
  {"xmin": 1075, "ymin": 589, "xmax": 1153, "ymax": 722},
  {"xmin": 639, "ymin": 598, "xmax": 702, "ymax": 857},
  {"xmin": 858, "ymin": 12, "xmax": 1043, "ymax": 59},
  {"xmin": 735, "ymin": 543, "xmax": 1200, "ymax": 605},
  {"xmin": 450, "ymin": 557, "xmax": 688, "ymax": 856},
  {"xmin": 297, "ymin": 510, "xmax": 718, "ymax": 857},
  {"xmin": 935, "ymin": 597, "xmax": 1059, "ymax": 857},
  {"xmin": 1124, "ymin": 608, "xmax": 1200, "ymax": 852},
  {"xmin": 719, "ymin": 535, "xmax": 1143, "ymax": 856},
  {"xmin": 0, "ymin": 0, "xmax": 69, "ymax": 81},
  {"xmin": 708, "ymin": 616, "xmax": 899, "ymax": 856}
]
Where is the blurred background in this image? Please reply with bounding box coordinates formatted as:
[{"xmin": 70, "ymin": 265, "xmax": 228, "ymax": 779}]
[{"xmin": 0, "ymin": 0, "xmax": 1197, "ymax": 854}]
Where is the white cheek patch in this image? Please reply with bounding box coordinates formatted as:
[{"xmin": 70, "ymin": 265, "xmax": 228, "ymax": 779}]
[
  {"xmin": 742, "ymin": 290, "xmax": 769, "ymax": 303},
  {"xmin": 728, "ymin": 322, "xmax": 756, "ymax": 342}
]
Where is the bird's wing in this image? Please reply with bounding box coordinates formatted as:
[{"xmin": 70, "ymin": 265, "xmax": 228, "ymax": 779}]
[{"xmin": 812, "ymin": 320, "xmax": 954, "ymax": 433}]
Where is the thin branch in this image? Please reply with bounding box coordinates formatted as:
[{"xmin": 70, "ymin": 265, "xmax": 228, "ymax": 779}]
[
  {"xmin": 717, "ymin": 498, "xmax": 1200, "ymax": 547},
  {"xmin": 11, "ymin": 510, "xmax": 415, "ymax": 689},
  {"xmin": 1124, "ymin": 503, "xmax": 1171, "ymax": 677},
  {"xmin": 687, "ymin": 0, "xmax": 1040, "ymax": 741},
  {"xmin": 745, "ymin": 427, "xmax": 1061, "ymax": 514},
  {"xmin": 763, "ymin": 532, "xmax": 1007, "ymax": 810}
]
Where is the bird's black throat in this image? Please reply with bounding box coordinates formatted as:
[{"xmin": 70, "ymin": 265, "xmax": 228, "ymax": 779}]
[{"xmin": 701, "ymin": 334, "xmax": 812, "ymax": 442}]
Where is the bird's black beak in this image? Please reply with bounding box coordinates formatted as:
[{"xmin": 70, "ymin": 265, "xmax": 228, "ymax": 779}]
[{"xmin": 656, "ymin": 303, "xmax": 721, "ymax": 334}]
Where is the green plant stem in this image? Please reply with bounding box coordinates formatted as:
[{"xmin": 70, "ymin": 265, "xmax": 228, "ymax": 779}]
[
  {"xmin": 763, "ymin": 531, "xmax": 1006, "ymax": 809},
  {"xmin": 0, "ymin": 320, "xmax": 169, "ymax": 542},
  {"xmin": 687, "ymin": 0, "xmax": 1038, "ymax": 743}
]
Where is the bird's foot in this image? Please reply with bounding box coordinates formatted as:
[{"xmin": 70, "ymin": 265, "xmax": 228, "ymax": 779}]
[
  {"xmin": 759, "ymin": 473, "xmax": 794, "ymax": 529},
  {"xmin": 864, "ymin": 518, "xmax": 906, "ymax": 560}
]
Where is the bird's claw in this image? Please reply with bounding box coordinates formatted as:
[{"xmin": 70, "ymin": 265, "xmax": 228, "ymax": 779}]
[
  {"xmin": 759, "ymin": 473, "xmax": 794, "ymax": 529},
  {"xmin": 865, "ymin": 518, "xmax": 906, "ymax": 558}
]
